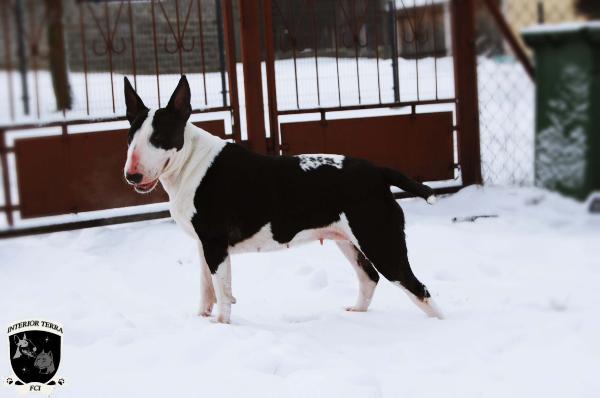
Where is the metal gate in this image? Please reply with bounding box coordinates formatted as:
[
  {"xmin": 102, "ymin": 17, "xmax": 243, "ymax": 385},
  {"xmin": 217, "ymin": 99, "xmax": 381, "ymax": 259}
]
[
  {"xmin": 0, "ymin": 0, "xmax": 482, "ymax": 237},
  {"xmin": 0, "ymin": 0, "xmax": 241, "ymax": 237},
  {"xmin": 254, "ymin": 0, "xmax": 481, "ymax": 191},
  {"xmin": 260, "ymin": 0, "xmax": 480, "ymax": 192}
]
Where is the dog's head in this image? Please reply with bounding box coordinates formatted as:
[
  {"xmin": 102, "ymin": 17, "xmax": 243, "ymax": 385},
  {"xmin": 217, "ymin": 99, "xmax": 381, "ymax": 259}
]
[
  {"xmin": 13, "ymin": 333, "xmax": 37, "ymax": 359},
  {"xmin": 123, "ymin": 75, "xmax": 192, "ymax": 193}
]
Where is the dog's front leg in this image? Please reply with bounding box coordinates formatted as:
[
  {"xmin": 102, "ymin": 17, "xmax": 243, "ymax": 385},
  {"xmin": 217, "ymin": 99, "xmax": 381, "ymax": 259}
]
[
  {"xmin": 197, "ymin": 241, "xmax": 217, "ymax": 317},
  {"xmin": 211, "ymin": 256, "xmax": 234, "ymax": 323},
  {"xmin": 201, "ymin": 239, "xmax": 235, "ymax": 323}
]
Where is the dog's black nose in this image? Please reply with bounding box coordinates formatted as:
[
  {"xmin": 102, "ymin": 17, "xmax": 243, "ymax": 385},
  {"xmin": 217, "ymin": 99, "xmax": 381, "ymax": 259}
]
[{"xmin": 125, "ymin": 173, "xmax": 143, "ymax": 184}]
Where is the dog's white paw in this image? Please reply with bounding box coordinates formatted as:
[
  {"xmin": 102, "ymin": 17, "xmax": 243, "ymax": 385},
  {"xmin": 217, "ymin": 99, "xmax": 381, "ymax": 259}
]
[
  {"xmin": 345, "ymin": 306, "xmax": 368, "ymax": 312},
  {"xmin": 214, "ymin": 314, "xmax": 231, "ymax": 324},
  {"xmin": 427, "ymin": 195, "xmax": 437, "ymax": 205},
  {"xmin": 198, "ymin": 301, "xmax": 215, "ymax": 317}
]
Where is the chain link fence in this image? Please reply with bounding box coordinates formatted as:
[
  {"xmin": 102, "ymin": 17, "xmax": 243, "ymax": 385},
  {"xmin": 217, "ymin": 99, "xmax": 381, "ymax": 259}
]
[{"xmin": 476, "ymin": 0, "xmax": 581, "ymax": 186}]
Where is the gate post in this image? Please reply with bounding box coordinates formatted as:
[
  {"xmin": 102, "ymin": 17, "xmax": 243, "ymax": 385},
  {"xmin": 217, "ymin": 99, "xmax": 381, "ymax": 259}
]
[
  {"xmin": 238, "ymin": 0, "xmax": 267, "ymax": 154},
  {"xmin": 221, "ymin": 0, "xmax": 242, "ymax": 143},
  {"xmin": 451, "ymin": 0, "xmax": 483, "ymax": 185}
]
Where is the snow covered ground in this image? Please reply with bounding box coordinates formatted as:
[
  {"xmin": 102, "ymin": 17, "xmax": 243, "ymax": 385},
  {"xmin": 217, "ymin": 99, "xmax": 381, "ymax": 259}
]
[{"xmin": 1, "ymin": 186, "xmax": 599, "ymax": 398}]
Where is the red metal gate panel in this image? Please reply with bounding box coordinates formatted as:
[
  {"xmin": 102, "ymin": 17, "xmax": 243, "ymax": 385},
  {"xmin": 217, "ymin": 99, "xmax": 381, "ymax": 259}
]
[
  {"xmin": 15, "ymin": 120, "xmax": 225, "ymax": 218},
  {"xmin": 280, "ymin": 112, "xmax": 455, "ymax": 182}
]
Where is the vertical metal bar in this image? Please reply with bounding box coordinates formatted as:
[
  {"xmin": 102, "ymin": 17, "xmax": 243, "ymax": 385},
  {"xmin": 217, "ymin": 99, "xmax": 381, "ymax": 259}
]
[
  {"xmin": 430, "ymin": 0, "xmax": 439, "ymax": 99},
  {"xmin": 451, "ymin": 0, "xmax": 482, "ymax": 185},
  {"xmin": 352, "ymin": 0, "xmax": 362, "ymax": 104},
  {"xmin": 263, "ymin": 0, "xmax": 280, "ymax": 154},
  {"xmin": 388, "ymin": 1, "xmax": 399, "ymax": 102},
  {"xmin": 174, "ymin": 0, "xmax": 183, "ymax": 75},
  {"xmin": 103, "ymin": 1, "xmax": 116, "ymax": 113},
  {"xmin": 78, "ymin": 3, "xmax": 90, "ymax": 115},
  {"xmin": 0, "ymin": 130, "xmax": 14, "ymax": 226},
  {"xmin": 1, "ymin": 1, "xmax": 15, "ymax": 120},
  {"xmin": 215, "ymin": 0, "xmax": 228, "ymax": 107},
  {"xmin": 127, "ymin": 0, "xmax": 138, "ymax": 89},
  {"xmin": 292, "ymin": 43, "xmax": 299, "ymax": 109},
  {"xmin": 239, "ymin": 0, "xmax": 267, "ymax": 154},
  {"xmin": 14, "ymin": 0, "xmax": 30, "ymax": 115},
  {"xmin": 27, "ymin": 1, "xmax": 41, "ymax": 118},
  {"xmin": 197, "ymin": 0, "xmax": 208, "ymax": 105},
  {"xmin": 333, "ymin": 7, "xmax": 341, "ymax": 106},
  {"xmin": 151, "ymin": 0, "xmax": 161, "ymax": 107},
  {"xmin": 412, "ymin": 0, "xmax": 420, "ymax": 101},
  {"xmin": 354, "ymin": 46, "xmax": 361, "ymax": 103},
  {"xmin": 372, "ymin": 0, "xmax": 381, "ymax": 104},
  {"xmin": 310, "ymin": 0, "xmax": 320, "ymax": 107},
  {"xmin": 221, "ymin": 0, "xmax": 241, "ymax": 142}
]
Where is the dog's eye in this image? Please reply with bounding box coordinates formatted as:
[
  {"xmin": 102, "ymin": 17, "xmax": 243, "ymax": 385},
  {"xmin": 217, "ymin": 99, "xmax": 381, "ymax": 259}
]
[
  {"xmin": 149, "ymin": 133, "xmax": 167, "ymax": 148},
  {"xmin": 149, "ymin": 135, "xmax": 160, "ymax": 147}
]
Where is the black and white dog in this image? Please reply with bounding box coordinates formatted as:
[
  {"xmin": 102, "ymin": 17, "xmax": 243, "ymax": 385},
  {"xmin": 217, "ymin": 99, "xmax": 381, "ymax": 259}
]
[{"xmin": 123, "ymin": 75, "xmax": 442, "ymax": 323}]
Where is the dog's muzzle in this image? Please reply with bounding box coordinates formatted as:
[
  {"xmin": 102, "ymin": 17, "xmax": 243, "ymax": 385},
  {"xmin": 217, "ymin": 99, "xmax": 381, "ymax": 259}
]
[{"xmin": 133, "ymin": 179, "xmax": 159, "ymax": 194}]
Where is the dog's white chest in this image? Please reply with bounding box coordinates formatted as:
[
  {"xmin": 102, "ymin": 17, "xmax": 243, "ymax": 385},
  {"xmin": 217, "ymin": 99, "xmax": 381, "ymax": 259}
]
[{"xmin": 168, "ymin": 197, "xmax": 197, "ymax": 238}]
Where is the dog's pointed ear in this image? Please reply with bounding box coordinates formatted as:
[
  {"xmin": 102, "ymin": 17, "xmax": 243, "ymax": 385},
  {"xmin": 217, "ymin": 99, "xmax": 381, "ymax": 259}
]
[
  {"xmin": 48, "ymin": 351, "xmax": 53, "ymax": 358},
  {"xmin": 13, "ymin": 335, "xmax": 19, "ymax": 343},
  {"xmin": 167, "ymin": 75, "xmax": 191, "ymax": 122},
  {"xmin": 124, "ymin": 77, "xmax": 148, "ymax": 124}
]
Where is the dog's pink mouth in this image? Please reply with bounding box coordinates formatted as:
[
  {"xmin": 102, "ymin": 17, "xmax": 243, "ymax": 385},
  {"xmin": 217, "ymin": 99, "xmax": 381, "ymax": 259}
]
[{"xmin": 134, "ymin": 179, "xmax": 159, "ymax": 194}]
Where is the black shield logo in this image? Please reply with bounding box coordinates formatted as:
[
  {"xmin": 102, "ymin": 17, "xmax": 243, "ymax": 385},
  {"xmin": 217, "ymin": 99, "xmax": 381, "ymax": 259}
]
[{"xmin": 8, "ymin": 330, "xmax": 61, "ymax": 384}]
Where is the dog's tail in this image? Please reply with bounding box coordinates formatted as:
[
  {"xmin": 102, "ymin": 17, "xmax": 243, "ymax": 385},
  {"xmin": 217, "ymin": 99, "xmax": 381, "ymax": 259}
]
[{"xmin": 381, "ymin": 167, "xmax": 436, "ymax": 204}]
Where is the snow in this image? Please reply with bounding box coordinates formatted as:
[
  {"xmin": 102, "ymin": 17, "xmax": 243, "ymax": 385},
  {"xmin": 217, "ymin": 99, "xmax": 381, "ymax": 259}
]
[
  {"xmin": 1, "ymin": 186, "xmax": 599, "ymax": 397},
  {"xmin": 395, "ymin": 0, "xmax": 447, "ymax": 8},
  {"xmin": 522, "ymin": 21, "xmax": 600, "ymax": 35}
]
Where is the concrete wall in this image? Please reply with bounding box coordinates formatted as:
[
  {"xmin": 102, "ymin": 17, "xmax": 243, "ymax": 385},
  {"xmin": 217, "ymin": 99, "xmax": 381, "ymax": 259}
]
[{"xmin": 504, "ymin": 0, "xmax": 579, "ymax": 33}]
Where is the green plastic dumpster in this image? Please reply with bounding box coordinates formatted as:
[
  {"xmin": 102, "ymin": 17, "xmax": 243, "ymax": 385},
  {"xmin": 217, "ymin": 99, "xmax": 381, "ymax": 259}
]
[{"xmin": 523, "ymin": 23, "xmax": 600, "ymax": 200}]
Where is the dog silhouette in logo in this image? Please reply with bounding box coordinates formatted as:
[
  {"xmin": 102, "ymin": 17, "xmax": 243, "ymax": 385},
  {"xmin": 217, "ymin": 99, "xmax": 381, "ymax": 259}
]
[
  {"xmin": 34, "ymin": 351, "xmax": 55, "ymax": 375},
  {"xmin": 12, "ymin": 334, "xmax": 37, "ymax": 359}
]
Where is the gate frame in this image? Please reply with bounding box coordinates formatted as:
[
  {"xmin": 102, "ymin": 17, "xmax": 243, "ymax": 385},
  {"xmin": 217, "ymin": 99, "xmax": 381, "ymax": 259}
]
[
  {"xmin": 451, "ymin": 0, "xmax": 483, "ymax": 186},
  {"xmin": 258, "ymin": 0, "xmax": 483, "ymax": 188}
]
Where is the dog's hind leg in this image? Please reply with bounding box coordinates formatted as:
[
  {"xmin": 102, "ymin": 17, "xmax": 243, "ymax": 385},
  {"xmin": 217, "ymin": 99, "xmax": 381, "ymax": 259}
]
[
  {"xmin": 336, "ymin": 241, "xmax": 379, "ymax": 312},
  {"xmin": 346, "ymin": 203, "xmax": 443, "ymax": 319},
  {"xmin": 372, "ymin": 239, "xmax": 442, "ymax": 319},
  {"xmin": 372, "ymin": 238, "xmax": 443, "ymax": 319},
  {"xmin": 197, "ymin": 241, "xmax": 216, "ymax": 317},
  {"xmin": 386, "ymin": 241, "xmax": 442, "ymax": 319}
]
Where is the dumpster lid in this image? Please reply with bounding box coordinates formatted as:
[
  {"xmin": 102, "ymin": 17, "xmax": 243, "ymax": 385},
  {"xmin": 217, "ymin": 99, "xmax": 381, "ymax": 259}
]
[{"xmin": 522, "ymin": 22, "xmax": 600, "ymax": 46}]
